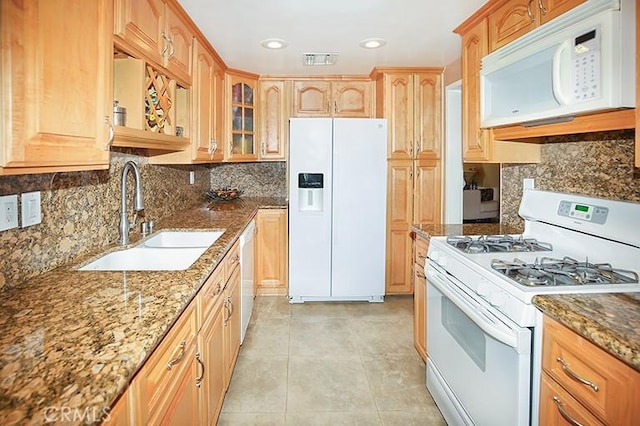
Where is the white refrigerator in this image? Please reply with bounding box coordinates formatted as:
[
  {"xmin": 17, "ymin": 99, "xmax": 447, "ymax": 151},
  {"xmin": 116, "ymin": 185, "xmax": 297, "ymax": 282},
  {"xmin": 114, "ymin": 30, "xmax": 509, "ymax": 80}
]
[{"xmin": 288, "ymin": 118, "xmax": 387, "ymax": 302}]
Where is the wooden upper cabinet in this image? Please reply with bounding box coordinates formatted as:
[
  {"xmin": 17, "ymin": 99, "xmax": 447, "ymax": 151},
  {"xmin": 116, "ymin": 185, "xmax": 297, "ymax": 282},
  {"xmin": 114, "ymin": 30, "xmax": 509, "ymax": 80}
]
[
  {"xmin": 0, "ymin": 0, "xmax": 111, "ymax": 175},
  {"xmin": 293, "ymin": 80, "xmax": 372, "ymax": 117},
  {"xmin": 414, "ymin": 73, "xmax": 442, "ymax": 160},
  {"xmin": 460, "ymin": 19, "xmax": 491, "ymax": 162},
  {"xmin": 375, "ymin": 69, "xmax": 442, "ymax": 160},
  {"xmin": 332, "ymin": 81, "xmax": 372, "ymax": 117},
  {"xmin": 163, "ymin": 1, "xmax": 193, "ymax": 84},
  {"xmin": 115, "ymin": 0, "xmax": 193, "ymax": 83},
  {"xmin": 385, "ymin": 74, "xmax": 414, "ymax": 159},
  {"xmin": 115, "ymin": 0, "xmax": 164, "ymax": 64},
  {"xmin": 293, "ymin": 81, "xmax": 332, "ymax": 116},
  {"xmin": 191, "ymin": 40, "xmax": 221, "ymax": 162},
  {"xmin": 539, "ymin": 0, "xmax": 586, "ymax": 25},
  {"xmin": 489, "ymin": 0, "xmax": 586, "ymax": 51},
  {"xmin": 258, "ymin": 80, "xmax": 290, "ymax": 161},
  {"xmin": 488, "ymin": 0, "xmax": 537, "ymax": 51},
  {"xmin": 213, "ymin": 65, "xmax": 226, "ymax": 161},
  {"xmin": 226, "ymin": 72, "xmax": 258, "ymax": 161}
]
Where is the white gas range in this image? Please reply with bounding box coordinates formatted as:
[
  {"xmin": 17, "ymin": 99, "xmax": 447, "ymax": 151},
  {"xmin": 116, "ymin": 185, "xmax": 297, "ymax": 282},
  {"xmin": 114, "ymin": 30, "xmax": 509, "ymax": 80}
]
[{"xmin": 424, "ymin": 189, "xmax": 640, "ymax": 426}]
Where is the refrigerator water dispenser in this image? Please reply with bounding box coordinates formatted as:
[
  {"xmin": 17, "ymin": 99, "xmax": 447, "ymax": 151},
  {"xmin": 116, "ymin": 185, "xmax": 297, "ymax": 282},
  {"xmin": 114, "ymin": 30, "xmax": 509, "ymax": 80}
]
[{"xmin": 298, "ymin": 173, "xmax": 323, "ymax": 212}]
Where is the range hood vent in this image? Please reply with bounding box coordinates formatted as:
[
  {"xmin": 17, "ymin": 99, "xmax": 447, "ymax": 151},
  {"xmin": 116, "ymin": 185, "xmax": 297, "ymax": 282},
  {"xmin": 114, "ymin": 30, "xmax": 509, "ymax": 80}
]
[{"xmin": 302, "ymin": 53, "xmax": 338, "ymax": 66}]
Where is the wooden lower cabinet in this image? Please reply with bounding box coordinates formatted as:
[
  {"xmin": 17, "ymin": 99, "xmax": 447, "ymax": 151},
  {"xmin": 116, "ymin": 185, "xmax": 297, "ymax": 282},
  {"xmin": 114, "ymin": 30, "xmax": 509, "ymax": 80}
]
[
  {"xmin": 255, "ymin": 208, "xmax": 288, "ymax": 296},
  {"xmin": 130, "ymin": 302, "xmax": 199, "ymax": 425},
  {"xmin": 540, "ymin": 316, "xmax": 640, "ymax": 425},
  {"xmin": 103, "ymin": 389, "xmax": 131, "ymax": 425},
  {"xmin": 197, "ymin": 296, "xmax": 226, "ymax": 425},
  {"xmin": 412, "ymin": 234, "xmax": 428, "ymax": 362},
  {"xmin": 224, "ymin": 264, "xmax": 241, "ymax": 382},
  {"xmin": 124, "ymin": 237, "xmax": 247, "ymax": 425}
]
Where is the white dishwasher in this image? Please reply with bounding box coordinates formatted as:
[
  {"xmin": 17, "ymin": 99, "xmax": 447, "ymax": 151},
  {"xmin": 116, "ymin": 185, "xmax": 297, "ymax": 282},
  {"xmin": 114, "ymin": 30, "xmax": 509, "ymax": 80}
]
[{"xmin": 239, "ymin": 219, "xmax": 256, "ymax": 344}]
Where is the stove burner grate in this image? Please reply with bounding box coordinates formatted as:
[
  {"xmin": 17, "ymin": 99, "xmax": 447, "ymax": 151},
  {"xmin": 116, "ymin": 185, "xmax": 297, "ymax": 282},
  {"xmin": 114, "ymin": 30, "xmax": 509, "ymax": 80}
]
[
  {"xmin": 447, "ymin": 235, "xmax": 553, "ymax": 254},
  {"xmin": 491, "ymin": 256, "xmax": 640, "ymax": 287}
]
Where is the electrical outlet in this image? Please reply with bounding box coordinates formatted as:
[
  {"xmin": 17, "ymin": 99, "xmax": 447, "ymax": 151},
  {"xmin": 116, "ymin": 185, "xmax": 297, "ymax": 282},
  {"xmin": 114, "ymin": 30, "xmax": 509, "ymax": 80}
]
[
  {"xmin": 21, "ymin": 191, "xmax": 42, "ymax": 228},
  {"xmin": 523, "ymin": 178, "xmax": 535, "ymax": 191},
  {"xmin": 0, "ymin": 195, "xmax": 19, "ymax": 231},
  {"xmin": 189, "ymin": 171, "xmax": 195, "ymax": 185}
]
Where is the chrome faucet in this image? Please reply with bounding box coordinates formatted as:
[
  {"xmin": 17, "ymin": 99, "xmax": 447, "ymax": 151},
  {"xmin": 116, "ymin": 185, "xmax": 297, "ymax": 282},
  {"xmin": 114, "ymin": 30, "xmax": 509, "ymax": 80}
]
[{"xmin": 119, "ymin": 161, "xmax": 145, "ymax": 245}]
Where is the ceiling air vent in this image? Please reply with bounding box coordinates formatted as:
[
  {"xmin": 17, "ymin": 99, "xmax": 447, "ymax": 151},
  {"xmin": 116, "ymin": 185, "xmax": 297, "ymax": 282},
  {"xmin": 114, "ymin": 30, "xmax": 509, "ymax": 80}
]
[{"xmin": 302, "ymin": 53, "xmax": 338, "ymax": 66}]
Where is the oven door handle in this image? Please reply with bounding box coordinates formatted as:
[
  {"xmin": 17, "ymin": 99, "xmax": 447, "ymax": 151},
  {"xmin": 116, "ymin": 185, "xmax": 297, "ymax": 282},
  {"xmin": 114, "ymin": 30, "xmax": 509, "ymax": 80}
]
[{"xmin": 427, "ymin": 268, "xmax": 528, "ymax": 353}]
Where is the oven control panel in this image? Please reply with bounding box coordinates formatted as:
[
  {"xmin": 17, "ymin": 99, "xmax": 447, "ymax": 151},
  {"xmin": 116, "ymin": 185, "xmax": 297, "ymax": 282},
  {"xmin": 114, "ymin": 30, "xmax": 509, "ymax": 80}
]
[{"xmin": 557, "ymin": 200, "xmax": 608, "ymax": 224}]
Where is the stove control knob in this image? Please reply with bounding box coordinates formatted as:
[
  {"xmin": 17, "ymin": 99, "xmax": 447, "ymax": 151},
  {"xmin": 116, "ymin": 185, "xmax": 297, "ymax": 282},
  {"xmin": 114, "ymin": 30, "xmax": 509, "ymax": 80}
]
[{"xmin": 489, "ymin": 291, "xmax": 507, "ymax": 308}]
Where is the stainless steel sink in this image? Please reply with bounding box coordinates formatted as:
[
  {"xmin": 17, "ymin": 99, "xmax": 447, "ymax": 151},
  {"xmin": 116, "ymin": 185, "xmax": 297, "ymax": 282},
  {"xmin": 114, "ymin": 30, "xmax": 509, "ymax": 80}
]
[{"xmin": 79, "ymin": 230, "xmax": 225, "ymax": 271}]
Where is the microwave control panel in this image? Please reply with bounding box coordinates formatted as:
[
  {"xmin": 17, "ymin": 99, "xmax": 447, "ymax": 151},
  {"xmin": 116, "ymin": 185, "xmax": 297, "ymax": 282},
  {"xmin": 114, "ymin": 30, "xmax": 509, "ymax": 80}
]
[
  {"xmin": 571, "ymin": 28, "xmax": 601, "ymax": 102},
  {"xmin": 557, "ymin": 200, "xmax": 608, "ymax": 224}
]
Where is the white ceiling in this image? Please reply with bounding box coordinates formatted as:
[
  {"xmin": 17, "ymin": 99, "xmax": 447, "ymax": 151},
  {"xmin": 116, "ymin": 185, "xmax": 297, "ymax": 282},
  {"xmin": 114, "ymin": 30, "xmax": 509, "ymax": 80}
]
[{"xmin": 178, "ymin": 0, "xmax": 488, "ymax": 76}]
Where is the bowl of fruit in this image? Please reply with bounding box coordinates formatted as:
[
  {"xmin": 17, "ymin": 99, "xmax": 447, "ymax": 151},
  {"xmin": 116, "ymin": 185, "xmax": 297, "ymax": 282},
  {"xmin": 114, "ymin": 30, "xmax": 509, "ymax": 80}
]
[{"xmin": 206, "ymin": 187, "xmax": 244, "ymax": 201}]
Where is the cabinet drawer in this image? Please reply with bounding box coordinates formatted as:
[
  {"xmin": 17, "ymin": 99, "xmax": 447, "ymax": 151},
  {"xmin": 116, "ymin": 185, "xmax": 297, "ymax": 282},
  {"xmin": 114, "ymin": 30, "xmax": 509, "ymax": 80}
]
[
  {"xmin": 542, "ymin": 316, "xmax": 640, "ymax": 425},
  {"xmin": 414, "ymin": 236, "xmax": 429, "ymax": 269},
  {"xmin": 132, "ymin": 301, "xmax": 198, "ymax": 421},
  {"xmin": 540, "ymin": 372, "xmax": 604, "ymax": 426},
  {"xmin": 197, "ymin": 264, "xmax": 225, "ymax": 329},
  {"xmin": 225, "ymin": 240, "xmax": 240, "ymax": 277}
]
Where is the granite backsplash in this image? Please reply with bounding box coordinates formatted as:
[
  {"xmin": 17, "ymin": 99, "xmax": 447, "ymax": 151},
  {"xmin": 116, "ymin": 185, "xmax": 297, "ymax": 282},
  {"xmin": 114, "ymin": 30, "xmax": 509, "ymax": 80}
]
[
  {"xmin": 501, "ymin": 130, "xmax": 639, "ymax": 229},
  {"xmin": 210, "ymin": 161, "xmax": 287, "ymax": 197}
]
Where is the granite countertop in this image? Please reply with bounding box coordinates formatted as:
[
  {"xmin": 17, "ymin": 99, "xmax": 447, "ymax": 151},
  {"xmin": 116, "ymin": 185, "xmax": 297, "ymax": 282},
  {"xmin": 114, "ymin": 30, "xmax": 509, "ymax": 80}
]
[
  {"xmin": 0, "ymin": 197, "xmax": 287, "ymax": 425},
  {"xmin": 411, "ymin": 223, "xmax": 523, "ymax": 240},
  {"xmin": 533, "ymin": 293, "xmax": 640, "ymax": 372}
]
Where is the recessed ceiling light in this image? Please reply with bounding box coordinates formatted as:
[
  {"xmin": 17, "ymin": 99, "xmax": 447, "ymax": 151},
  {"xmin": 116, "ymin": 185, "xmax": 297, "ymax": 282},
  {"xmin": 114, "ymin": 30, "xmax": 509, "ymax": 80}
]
[
  {"xmin": 359, "ymin": 38, "xmax": 386, "ymax": 49},
  {"xmin": 260, "ymin": 39, "xmax": 288, "ymax": 49}
]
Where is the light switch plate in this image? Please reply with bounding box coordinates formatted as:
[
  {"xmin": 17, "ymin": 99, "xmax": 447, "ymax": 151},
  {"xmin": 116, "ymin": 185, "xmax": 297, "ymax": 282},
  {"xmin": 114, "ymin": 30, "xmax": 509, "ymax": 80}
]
[
  {"xmin": 21, "ymin": 191, "xmax": 42, "ymax": 228},
  {"xmin": 0, "ymin": 195, "xmax": 19, "ymax": 231}
]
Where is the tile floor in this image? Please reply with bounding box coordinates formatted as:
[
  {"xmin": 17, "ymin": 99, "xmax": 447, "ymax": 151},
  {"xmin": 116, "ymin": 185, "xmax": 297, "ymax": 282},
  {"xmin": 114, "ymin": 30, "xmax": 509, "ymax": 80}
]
[{"xmin": 218, "ymin": 295, "xmax": 446, "ymax": 425}]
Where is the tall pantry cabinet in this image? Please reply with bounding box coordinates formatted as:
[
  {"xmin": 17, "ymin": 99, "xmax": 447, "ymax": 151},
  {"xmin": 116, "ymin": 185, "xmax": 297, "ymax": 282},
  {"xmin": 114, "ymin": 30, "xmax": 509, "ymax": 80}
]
[{"xmin": 371, "ymin": 68, "xmax": 443, "ymax": 295}]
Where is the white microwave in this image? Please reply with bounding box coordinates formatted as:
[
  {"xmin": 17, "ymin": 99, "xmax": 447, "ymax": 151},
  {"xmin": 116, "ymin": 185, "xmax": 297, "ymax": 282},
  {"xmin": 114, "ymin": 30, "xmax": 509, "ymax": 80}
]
[{"xmin": 480, "ymin": 0, "xmax": 635, "ymax": 128}]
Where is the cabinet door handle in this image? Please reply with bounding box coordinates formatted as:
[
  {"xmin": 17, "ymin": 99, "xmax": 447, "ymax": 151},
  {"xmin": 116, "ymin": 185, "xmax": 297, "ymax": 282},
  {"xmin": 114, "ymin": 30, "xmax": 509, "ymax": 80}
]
[
  {"xmin": 556, "ymin": 357, "xmax": 599, "ymax": 392},
  {"xmin": 161, "ymin": 32, "xmax": 170, "ymax": 56},
  {"xmin": 538, "ymin": 0, "xmax": 548, "ymax": 16},
  {"xmin": 526, "ymin": 0, "xmax": 535, "ymax": 23},
  {"xmin": 476, "ymin": 129, "xmax": 483, "ymax": 148},
  {"xmin": 168, "ymin": 38, "xmax": 175, "ymax": 60},
  {"xmin": 195, "ymin": 352, "xmax": 205, "ymax": 387},
  {"xmin": 223, "ymin": 298, "xmax": 231, "ymax": 325},
  {"xmin": 417, "ymin": 252, "xmax": 426, "ymax": 260},
  {"xmin": 416, "ymin": 270, "xmax": 426, "ymax": 279},
  {"xmin": 166, "ymin": 340, "xmax": 187, "ymax": 370},
  {"xmin": 229, "ymin": 140, "xmax": 233, "ymax": 155},
  {"xmin": 262, "ymin": 142, "xmax": 266, "ymax": 157},
  {"xmin": 334, "ymin": 100, "xmax": 337, "ymax": 114},
  {"xmin": 408, "ymin": 142, "xmax": 413, "ymax": 157},
  {"xmin": 552, "ymin": 396, "xmax": 584, "ymax": 426},
  {"xmin": 228, "ymin": 298, "xmax": 234, "ymax": 318},
  {"xmin": 210, "ymin": 282, "xmax": 222, "ymax": 298},
  {"xmin": 105, "ymin": 116, "xmax": 115, "ymax": 149}
]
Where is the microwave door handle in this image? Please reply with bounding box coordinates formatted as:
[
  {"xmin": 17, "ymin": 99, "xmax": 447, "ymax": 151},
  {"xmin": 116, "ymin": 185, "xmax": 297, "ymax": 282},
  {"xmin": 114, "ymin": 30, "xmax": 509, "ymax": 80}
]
[
  {"xmin": 426, "ymin": 268, "xmax": 524, "ymax": 352},
  {"xmin": 552, "ymin": 40, "xmax": 572, "ymax": 106}
]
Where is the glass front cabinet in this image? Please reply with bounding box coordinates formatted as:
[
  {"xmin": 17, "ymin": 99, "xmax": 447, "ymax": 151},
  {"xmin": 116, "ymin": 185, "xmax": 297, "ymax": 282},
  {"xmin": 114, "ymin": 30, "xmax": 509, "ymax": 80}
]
[{"xmin": 227, "ymin": 73, "xmax": 258, "ymax": 161}]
